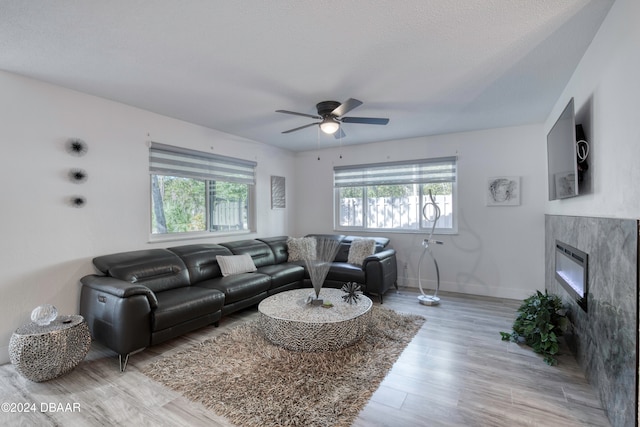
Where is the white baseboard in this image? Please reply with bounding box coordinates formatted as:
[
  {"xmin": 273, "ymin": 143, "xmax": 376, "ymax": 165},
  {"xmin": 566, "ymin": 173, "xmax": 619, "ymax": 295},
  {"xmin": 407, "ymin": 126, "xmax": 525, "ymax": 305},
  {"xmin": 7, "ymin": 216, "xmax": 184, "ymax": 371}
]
[{"xmin": 399, "ymin": 276, "xmax": 534, "ymax": 300}]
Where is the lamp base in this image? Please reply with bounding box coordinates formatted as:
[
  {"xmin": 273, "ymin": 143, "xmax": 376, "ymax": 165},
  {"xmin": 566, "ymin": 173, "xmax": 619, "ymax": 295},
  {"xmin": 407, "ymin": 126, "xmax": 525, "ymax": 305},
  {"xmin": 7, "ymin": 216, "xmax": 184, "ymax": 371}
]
[{"xmin": 418, "ymin": 295, "xmax": 440, "ymax": 306}]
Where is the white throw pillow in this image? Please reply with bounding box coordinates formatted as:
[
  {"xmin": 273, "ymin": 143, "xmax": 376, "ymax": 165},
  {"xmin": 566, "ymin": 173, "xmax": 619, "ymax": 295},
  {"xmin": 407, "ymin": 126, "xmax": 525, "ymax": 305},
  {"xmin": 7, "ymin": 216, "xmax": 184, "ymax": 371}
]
[
  {"xmin": 347, "ymin": 239, "xmax": 376, "ymax": 265},
  {"xmin": 216, "ymin": 254, "xmax": 257, "ymax": 277},
  {"xmin": 287, "ymin": 237, "xmax": 317, "ymax": 262}
]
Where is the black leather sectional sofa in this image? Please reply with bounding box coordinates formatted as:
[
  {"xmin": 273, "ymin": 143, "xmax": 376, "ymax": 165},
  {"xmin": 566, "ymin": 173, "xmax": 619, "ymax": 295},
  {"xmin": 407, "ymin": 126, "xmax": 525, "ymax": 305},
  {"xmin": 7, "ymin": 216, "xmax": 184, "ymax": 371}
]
[{"xmin": 79, "ymin": 234, "xmax": 397, "ymax": 370}]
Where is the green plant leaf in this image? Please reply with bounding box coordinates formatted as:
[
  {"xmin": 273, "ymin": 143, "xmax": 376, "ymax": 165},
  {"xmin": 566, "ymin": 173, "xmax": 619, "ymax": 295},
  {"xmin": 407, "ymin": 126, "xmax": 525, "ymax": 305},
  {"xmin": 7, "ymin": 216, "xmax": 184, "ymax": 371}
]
[
  {"xmin": 499, "ymin": 332, "xmax": 512, "ymax": 341},
  {"xmin": 503, "ymin": 290, "xmax": 568, "ymax": 365}
]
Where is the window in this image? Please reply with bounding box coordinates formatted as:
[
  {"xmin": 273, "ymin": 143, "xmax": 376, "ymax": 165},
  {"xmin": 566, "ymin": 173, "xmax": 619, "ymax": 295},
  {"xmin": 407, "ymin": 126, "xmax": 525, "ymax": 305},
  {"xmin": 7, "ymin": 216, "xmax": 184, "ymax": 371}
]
[
  {"xmin": 334, "ymin": 157, "xmax": 457, "ymax": 233},
  {"xmin": 149, "ymin": 142, "xmax": 256, "ymax": 236}
]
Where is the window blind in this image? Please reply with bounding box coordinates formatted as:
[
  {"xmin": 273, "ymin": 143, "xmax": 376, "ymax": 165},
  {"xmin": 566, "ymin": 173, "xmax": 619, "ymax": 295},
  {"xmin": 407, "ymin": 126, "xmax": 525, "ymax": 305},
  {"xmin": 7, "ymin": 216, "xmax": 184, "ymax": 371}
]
[
  {"xmin": 334, "ymin": 156, "xmax": 457, "ymax": 187},
  {"xmin": 149, "ymin": 142, "xmax": 256, "ymax": 185}
]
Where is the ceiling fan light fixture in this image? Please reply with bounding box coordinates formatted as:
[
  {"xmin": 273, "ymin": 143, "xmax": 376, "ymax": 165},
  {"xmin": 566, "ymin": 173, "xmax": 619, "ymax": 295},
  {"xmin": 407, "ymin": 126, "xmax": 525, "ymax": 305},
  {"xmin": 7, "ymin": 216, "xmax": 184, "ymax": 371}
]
[
  {"xmin": 277, "ymin": 98, "xmax": 388, "ymax": 136},
  {"xmin": 320, "ymin": 117, "xmax": 340, "ymax": 134}
]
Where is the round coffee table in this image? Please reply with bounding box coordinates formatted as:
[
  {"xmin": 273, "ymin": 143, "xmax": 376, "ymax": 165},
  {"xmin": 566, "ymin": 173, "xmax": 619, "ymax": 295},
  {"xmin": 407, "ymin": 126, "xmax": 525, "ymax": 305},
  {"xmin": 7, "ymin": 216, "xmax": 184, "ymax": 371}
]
[{"xmin": 258, "ymin": 288, "xmax": 372, "ymax": 352}]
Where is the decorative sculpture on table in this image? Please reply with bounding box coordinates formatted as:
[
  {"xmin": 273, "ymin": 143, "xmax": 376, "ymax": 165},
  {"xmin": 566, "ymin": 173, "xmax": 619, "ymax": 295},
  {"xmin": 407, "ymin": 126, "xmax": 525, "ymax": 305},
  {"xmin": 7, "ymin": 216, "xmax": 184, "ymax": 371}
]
[
  {"xmin": 31, "ymin": 304, "xmax": 58, "ymax": 326},
  {"xmin": 341, "ymin": 282, "xmax": 363, "ymax": 305},
  {"xmin": 304, "ymin": 238, "xmax": 341, "ymax": 305}
]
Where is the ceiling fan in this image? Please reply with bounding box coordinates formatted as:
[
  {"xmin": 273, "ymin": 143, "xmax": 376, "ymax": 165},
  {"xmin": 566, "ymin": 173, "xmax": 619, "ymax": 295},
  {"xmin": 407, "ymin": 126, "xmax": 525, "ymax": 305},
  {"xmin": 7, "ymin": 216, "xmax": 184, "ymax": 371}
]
[{"xmin": 276, "ymin": 98, "xmax": 389, "ymax": 138}]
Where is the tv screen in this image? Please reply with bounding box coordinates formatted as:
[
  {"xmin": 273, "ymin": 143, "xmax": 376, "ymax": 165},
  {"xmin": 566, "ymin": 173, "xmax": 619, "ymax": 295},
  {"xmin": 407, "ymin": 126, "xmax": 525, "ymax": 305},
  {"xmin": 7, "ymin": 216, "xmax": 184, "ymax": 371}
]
[{"xmin": 547, "ymin": 98, "xmax": 578, "ymax": 200}]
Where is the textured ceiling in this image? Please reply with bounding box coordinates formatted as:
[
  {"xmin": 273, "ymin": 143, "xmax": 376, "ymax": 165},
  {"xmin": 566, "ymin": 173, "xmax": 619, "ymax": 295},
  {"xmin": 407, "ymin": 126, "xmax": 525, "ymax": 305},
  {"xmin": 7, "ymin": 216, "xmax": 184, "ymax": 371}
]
[{"xmin": 0, "ymin": 0, "xmax": 614, "ymax": 152}]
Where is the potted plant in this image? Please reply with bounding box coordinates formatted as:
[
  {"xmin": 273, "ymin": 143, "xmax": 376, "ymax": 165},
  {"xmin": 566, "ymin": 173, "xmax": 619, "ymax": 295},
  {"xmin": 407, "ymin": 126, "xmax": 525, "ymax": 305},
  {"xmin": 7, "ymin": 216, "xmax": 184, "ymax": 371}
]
[{"xmin": 500, "ymin": 290, "xmax": 570, "ymax": 365}]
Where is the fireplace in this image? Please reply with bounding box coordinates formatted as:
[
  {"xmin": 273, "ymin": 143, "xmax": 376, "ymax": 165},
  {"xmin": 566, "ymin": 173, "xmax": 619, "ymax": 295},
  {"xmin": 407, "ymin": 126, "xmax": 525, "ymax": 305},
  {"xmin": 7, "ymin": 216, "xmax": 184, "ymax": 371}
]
[
  {"xmin": 546, "ymin": 215, "xmax": 638, "ymax": 427},
  {"xmin": 554, "ymin": 240, "xmax": 588, "ymax": 312}
]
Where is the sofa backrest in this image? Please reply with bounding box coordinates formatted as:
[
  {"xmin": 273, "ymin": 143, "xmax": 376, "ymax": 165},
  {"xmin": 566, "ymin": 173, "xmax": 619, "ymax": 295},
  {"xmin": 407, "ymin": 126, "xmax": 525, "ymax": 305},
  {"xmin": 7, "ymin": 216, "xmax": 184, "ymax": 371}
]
[
  {"xmin": 90, "ymin": 235, "xmax": 391, "ymax": 292},
  {"xmin": 256, "ymin": 236, "xmax": 289, "ymax": 264},
  {"xmin": 343, "ymin": 236, "xmax": 390, "ymax": 252},
  {"xmin": 305, "ymin": 234, "xmax": 389, "ymax": 262},
  {"xmin": 219, "ymin": 239, "xmax": 275, "ymax": 268},
  {"xmin": 305, "ymin": 234, "xmax": 346, "ymax": 261},
  {"xmin": 92, "ymin": 249, "xmax": 190, "ymax": 292},
  {"xmin": 167, "ymin": 244, "xmax": 232, "ymax": 284}
]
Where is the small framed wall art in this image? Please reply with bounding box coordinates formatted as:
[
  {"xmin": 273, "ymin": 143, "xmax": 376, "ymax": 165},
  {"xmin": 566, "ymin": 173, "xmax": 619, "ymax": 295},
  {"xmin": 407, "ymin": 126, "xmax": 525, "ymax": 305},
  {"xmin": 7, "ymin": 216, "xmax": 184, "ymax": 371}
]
[
  {"xmin": 554, "ymin": 172, "xmax": 576, "ymax": 199},
  {"xmin": 486, "ymin": 176, "xmax": 520, "ymax": 206},
  {"xmin": 271, "ymin": 175, "xmax": 286, "ymax": 209}
]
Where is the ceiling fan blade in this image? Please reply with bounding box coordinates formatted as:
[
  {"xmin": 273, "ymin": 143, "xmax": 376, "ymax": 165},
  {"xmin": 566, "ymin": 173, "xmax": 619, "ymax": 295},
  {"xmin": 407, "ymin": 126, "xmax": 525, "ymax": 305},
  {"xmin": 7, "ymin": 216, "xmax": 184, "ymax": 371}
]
[
  {"xmin": 276, "ymin": 110, "xmax": 321, "ymax": 120},
  {"xmin": 341, "ymin": 117, "xmax": 389, "ymax": 125},
  {"xmin": 331, "ymin": 98, "xmax": 363, "ymax": 117},
  {"xmin": 333, "ymin": 127, "xmax": 346, "ymax": 139},
  {"xmin": 282, "ymin": 122, "xmax": 320, "ymax": 134}
]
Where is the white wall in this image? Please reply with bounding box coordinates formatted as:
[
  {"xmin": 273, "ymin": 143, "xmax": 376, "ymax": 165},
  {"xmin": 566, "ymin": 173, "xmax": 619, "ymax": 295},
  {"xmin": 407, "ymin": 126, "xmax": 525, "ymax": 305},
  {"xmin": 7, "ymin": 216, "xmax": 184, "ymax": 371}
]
[
  {"xmin": 4, "ymin": 0, "xmax": 635, "ymax": 367},
  {"xmin": 294, "ymin": 124, "xmax": 547, "ymax": 301},
  {"xmin": 541, "ymin": 3, "xmax": 639, "ymax": 422},
  {"xmin": 0, "ymin": 71, "xmax": 296, "ymax": 364},
  {"xmin": 545, "ymin": 0, "xmax": 640, "ymax": 218}
]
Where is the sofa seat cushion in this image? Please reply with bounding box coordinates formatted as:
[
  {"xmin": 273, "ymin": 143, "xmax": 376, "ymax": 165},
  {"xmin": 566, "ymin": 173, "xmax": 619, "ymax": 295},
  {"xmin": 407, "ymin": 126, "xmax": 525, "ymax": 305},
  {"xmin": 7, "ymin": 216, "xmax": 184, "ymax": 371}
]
[
  {"xmin": 196, "ymin": 273, "xmax": 271, "ymax": 305},
  {"xmin": 257, "ymin": 263, "xmax": 305, "ymax": 289},
  {"xmin": 326, "ymin": 262, "xmax": 365, "ymax": 284},
  {"xmin": 152, "ymin": 287, "xmax": 225, "ymax": 332}
]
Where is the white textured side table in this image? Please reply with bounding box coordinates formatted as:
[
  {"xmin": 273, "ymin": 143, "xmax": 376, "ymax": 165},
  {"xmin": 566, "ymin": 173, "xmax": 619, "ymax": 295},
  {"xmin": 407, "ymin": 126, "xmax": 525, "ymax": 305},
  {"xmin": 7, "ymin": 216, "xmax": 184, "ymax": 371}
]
[
  {"xmin": 9, "ymin": 315, "xmax": 91, "ymax": 382},
  {"xmin": 258, "ymin": 288, "xmax": 372, "ymax": 352}
]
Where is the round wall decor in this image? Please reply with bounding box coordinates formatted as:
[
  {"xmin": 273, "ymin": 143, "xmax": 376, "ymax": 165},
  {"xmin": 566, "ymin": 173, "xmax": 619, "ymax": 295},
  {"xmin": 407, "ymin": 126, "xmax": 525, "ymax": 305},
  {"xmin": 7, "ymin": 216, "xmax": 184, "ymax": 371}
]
[
  {"xmin": 66, "ymin": 138, "xmax": 88, "ymax": 156},
  {"xmin": 70, "ymin": 196, "xmax": 86, "ymax": 208},
  {"xmin": 68, "ymin": 168, "xmax": 88, "ymax": 183}
]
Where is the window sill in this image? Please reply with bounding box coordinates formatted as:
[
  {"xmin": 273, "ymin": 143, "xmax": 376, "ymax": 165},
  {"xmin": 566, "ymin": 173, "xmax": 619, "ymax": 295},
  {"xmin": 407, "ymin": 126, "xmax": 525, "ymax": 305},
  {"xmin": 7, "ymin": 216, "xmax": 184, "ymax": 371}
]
[
  {"xmin": 333, "ymin": 227, "xmax": 458, "ymax": 236},
  {"xmin": 148, "ymin": 230, "xmax": 255, "ymax": 244}
]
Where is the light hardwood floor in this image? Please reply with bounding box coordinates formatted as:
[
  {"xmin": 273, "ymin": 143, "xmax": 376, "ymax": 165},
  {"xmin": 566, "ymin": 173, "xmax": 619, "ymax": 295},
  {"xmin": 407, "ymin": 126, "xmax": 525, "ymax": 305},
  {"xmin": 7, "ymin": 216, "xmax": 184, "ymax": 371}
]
[{"xmin": 0, "ymin": 288, "xmax": 612, "ymax": 426}]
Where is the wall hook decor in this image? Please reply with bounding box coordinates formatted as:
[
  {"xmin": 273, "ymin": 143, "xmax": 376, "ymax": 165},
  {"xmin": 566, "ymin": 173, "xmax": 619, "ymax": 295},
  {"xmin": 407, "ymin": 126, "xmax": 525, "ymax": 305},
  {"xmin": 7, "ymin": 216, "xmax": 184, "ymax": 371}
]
[
  {"xmin": 68, "ymin": 168, "xmax": 88, "ymax": 183},
  {"xmin": 69, "ymin": 196, "xmax": 86, "ymax": 208},
  {"xmin": 66, "ymin": 138, "xmax": 88, "ymax": 156}
]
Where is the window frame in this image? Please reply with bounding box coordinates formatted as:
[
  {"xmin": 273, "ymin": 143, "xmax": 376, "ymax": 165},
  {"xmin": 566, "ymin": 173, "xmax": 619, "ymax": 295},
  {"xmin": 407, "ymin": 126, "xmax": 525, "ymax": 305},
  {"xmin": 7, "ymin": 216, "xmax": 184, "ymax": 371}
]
[
  {"xmin": 333, "ymin": 157, "xmax": 458, "ymax": 235},
  {"xmin": 149, "ymin": 142, "xmax": 256, "ymax": 241}
]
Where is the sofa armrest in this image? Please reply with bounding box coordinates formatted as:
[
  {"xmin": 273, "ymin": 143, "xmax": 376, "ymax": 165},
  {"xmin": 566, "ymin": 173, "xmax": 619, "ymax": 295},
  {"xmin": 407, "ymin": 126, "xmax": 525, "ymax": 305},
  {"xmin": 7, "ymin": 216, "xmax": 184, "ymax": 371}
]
[
  {"xmin": 362, "ymin": 249, "xmax": 398, "ymax": 298},
  {"xmin": 80, "ymin": 275, "xmax": 155, "ymax": 357},
  {"xmin": 363, "ymin": 248, "xmax": 396, "ymax": 264},
  {"xmin": 80, "ymin": 275, "xmax": 158, "ymax": 308}
]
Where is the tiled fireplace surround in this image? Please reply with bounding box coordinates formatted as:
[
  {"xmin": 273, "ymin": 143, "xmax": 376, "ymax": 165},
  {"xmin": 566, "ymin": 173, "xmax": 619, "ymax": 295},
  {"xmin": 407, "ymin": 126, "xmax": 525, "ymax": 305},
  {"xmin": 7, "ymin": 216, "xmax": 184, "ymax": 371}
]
[{"xmin": 545, "ymin": 215, "xmax": 638, "ymax": 427}]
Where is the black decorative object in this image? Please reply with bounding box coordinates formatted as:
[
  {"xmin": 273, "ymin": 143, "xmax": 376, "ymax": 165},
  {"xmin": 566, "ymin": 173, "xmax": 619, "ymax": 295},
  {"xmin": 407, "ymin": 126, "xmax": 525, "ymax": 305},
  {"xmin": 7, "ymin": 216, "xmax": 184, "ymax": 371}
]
[
  {"xmin": 68, "ymin": 168, "xmax": 88, "ymax": 183},
  {"xmin": 341, "ymin": 282, "xmax": 362, "ymax": 305},
  {"xmin": 66, "ymin": 138, "xmax": 88, "ymax": 156},
  {"xmin": 70, "ymin": 196, "xmax": 86, "ymax": 208}
]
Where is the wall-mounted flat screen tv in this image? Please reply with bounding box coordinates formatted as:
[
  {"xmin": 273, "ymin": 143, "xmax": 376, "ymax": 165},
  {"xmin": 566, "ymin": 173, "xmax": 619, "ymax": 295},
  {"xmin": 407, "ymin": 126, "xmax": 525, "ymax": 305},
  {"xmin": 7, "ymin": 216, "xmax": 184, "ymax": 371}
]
[{"xmin": 547, "ymin": 98, "xmax": 579, "ymax": 200}]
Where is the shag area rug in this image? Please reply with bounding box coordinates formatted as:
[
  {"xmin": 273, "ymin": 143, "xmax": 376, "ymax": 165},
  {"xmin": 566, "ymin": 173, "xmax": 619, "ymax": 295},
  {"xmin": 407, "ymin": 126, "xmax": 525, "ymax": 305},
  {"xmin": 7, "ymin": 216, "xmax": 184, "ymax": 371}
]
[{"xmin": 142, "ymin": 306, "xmax": 425, "ymax": 427}]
